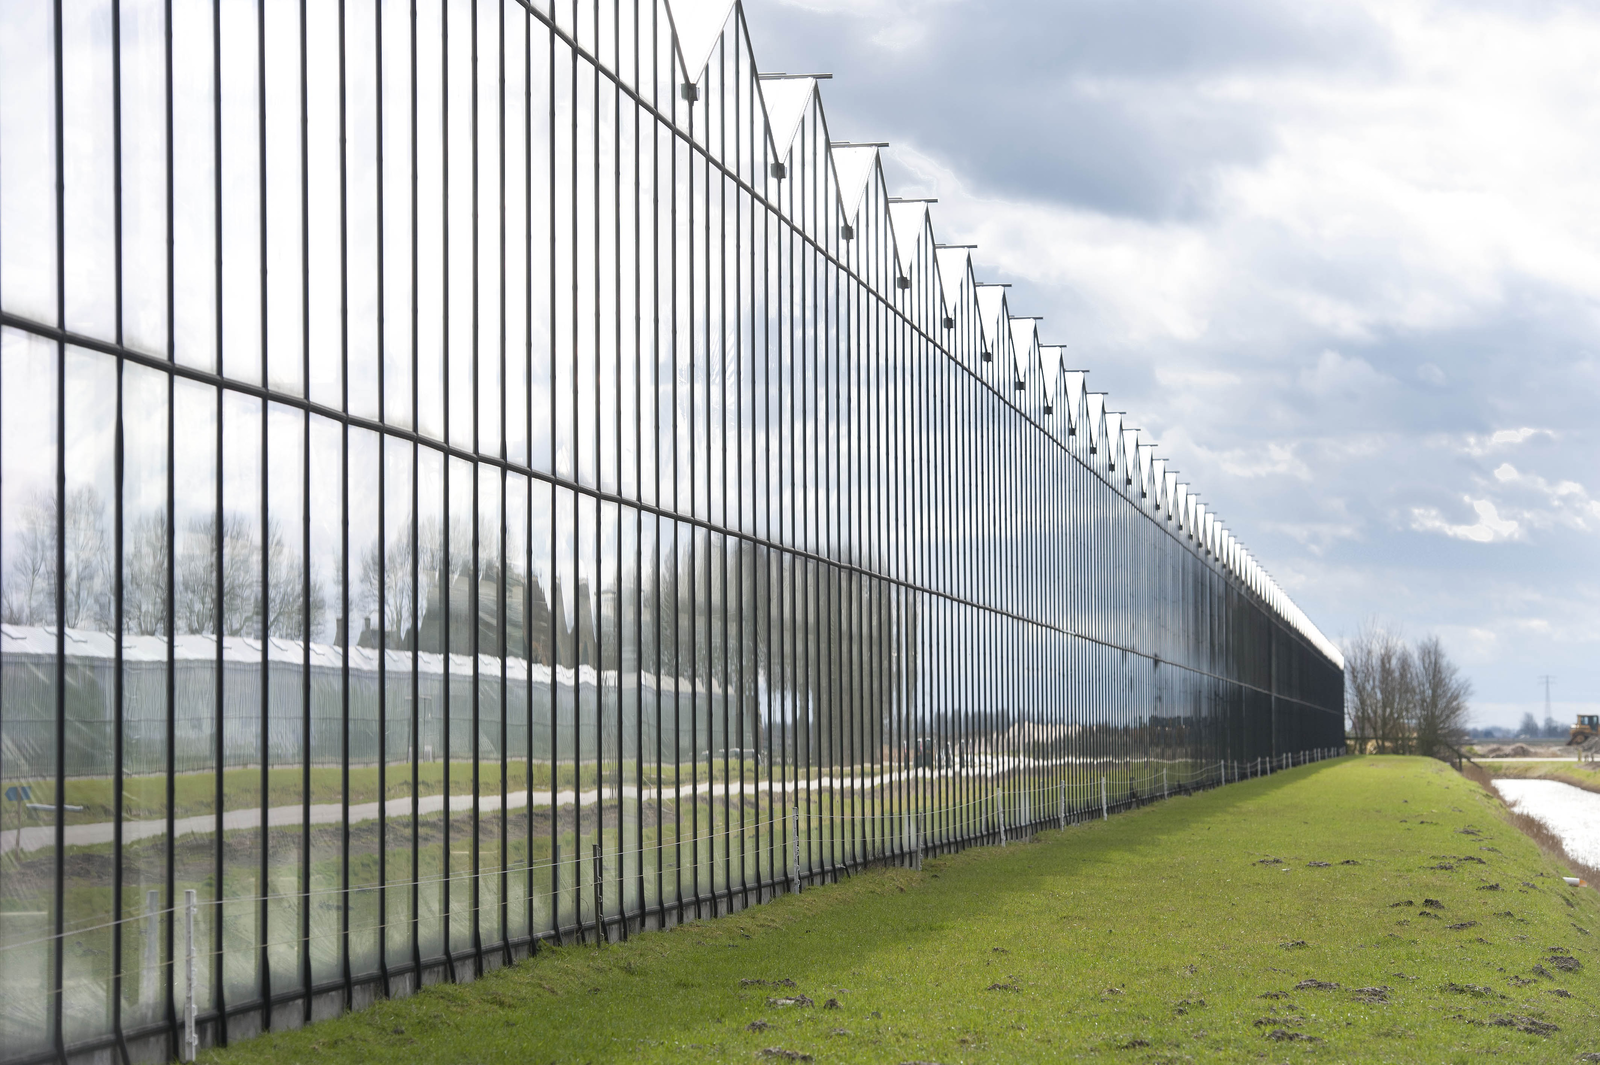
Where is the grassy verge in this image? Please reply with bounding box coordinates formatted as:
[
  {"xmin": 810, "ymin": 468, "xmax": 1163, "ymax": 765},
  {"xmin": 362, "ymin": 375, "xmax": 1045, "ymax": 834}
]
[
  {"xmin": 207, "ymin": 757, "xmax": 1599, "ymax": 1064},
  {"xmin": 1472, "ymin": 757, "xmax": 1600, "ymax": 796}
]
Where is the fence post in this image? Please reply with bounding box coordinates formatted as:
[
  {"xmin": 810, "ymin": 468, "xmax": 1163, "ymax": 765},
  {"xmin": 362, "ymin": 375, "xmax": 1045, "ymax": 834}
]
[
  {"xmin": 1163, "ymin": 768, "xmax": 1168, "ymax": 799},
  {"xmin": 1101, "ymin": 776, "xmax": 1108, "ymax": 820},
  {"xmin": 592, "ymin": 844, "xmax": 603, "ymax": 945},
  {"xmin": 790, "ymin": 806, "xmax": 801, "ymax": 895},
  {"xmin": 143, "ymin": 889, "xmax": 160, "ymax": 1008},
  {"xmin": 183, "ymin": 888, "xmax": 197, "ymax": 1063},
  {"xmin": 1058, "ymin": 781, "xmax": 1065, "ymax": 829},
  {"xmin": 914, "ymin": 815, "xmax": 923, "ymax": 872},
  {"xmin": 997, "ymin": 789, "xmax": 1005, "ymax": 846}
]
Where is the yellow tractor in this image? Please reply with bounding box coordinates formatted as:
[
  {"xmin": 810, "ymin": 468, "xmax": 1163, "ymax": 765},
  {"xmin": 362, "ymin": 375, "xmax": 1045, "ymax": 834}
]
[{"xmin": 1569, "ymin": 714, "xmax": 1600, "ymax": 745}]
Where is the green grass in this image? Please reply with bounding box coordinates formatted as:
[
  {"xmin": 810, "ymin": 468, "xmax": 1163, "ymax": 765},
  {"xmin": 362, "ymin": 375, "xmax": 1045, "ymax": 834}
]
[
  {"xmin": 1474, "ymin": 758, "xmax": 1600, "ymax": 796},
  {"xmin": 206, "ymin": 757, "xmax": 1599, "ymax": 1064}
]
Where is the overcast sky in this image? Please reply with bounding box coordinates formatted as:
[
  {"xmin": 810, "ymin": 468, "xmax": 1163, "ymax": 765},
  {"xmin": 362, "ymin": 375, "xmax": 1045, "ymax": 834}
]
[{"xmin": 744, "ymin": 0, "xmax": 1600, "ymax": 729}]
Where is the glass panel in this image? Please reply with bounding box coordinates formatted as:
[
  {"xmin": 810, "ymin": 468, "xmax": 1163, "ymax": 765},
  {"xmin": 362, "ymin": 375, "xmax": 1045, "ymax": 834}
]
[
  {"xmin": 413, "ymin": 445, "xmax": 445, "ymax": 959},
  {"xmin": 444, "ymin": 455, "xmax": 473, "ymax": 952},
  {"xmin": 616, "ymin": 505, "xmax": 639, "ymax": 916},
  {"xmin": 380, "ymin": 436, "xmax": 415, "ymax": 970},
  {"xmin": 263, "ymin": 403, "xmax": 305, "ymax": 993},
  {"xmin": 527, "ymin": 480, "xmax": 552, "ymax": 935},
  {"xmin": 171, "ymin": 0, "xmax": 216, "ymax": 370},
  {"xmin": 263, "ymin": 0, "xmax": 303, "ymax": 394},
  {"xmin": 551, "ymin": 39, "xmax": 573, "ymax": 482},
  {"xmin": 415, "ymin": 0, "xmax": 445, "ymax": 441},
  {"xmin": 474, "ymin": 0, "xmax": 501, "ymax": 459},
  {"xmin": 527, "ymin": 11, "xmax": 552, "ymax": 475},
  {"xmin": 306, "ymin": 0, "xmax": 342, "ymax": 407},
  {"xmin": 551, "ymin": 487, "xmax": 576, "ymax": 931},
  {"xmin": 219, "ymin": 0, "xmax": 262, "ymax": 383},
  {"xmin": 476, "ymin": 462, "xmax": 502, "ymax": 950},
  {"xmin": 61, "ymin": 1, "xmax": 116, "ymax": 342},
  {"xmin": 501, "ymin": 472, "xmax": 528, "ymax": 942},
  {"xmin": 304, "ymin": 415, "xmax": 342, "ymax": 984},
  {"xmin": 55, "ymin": 349, "xmax": 116, "ymax": 1041},
  {"xmin": 0, "ymin": 329, "xmax": 59, "ymax": 1055},
  {"xmin": 380, "ymin": 0, "xmax": 414, "ymax": 428},
  {"xmin": 502, "ymin": 5, "xmax": 528, "ymax": 466},
  {"xmin": 120, "ymin": 0, "xmax": 169, "ymax": 357},
  {"xmin": 347, "ymin": 427, "xmax": 381, "ymax": 976},
  {"xmin": 119, "ymin": 362, "xmax": 169, "ymax": 1029},
  {"xmin": 219, "ymin": 390, "xmax": 263, "ymax": 1004},
  {"xmin": 346, "ymin": 0, "xmax": 381, "ymax": 420},
  {"xmin": 0, "ymin": 0, "xmax": 57, "ymax": 324},
  {"xmin": 444, "ymin": 0, "xmax": 473, "ymax": 450},
  {"xmin": 171, "ymin": 377, "xmax": 217, "ymax": 1010},
  {"xmin": 597, "ymin": 502, "xmax": 619, "ymax": 922}
]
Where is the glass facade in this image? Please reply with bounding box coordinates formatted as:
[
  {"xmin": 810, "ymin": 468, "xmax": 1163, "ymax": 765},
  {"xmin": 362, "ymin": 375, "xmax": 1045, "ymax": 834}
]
[{"xmin": 0, "ymin": 1, "xmax": 1344, "ymax": 1060}]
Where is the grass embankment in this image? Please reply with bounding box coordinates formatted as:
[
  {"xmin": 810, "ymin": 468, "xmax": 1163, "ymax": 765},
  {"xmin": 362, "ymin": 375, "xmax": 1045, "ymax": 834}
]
[
  {"xmin": 1473, "ymin": 758, "xmax": 1600, "ymax": 796},
  {"xmin": 208, "ymin": 757, "xmax": 1599, "ymax": 1064}
]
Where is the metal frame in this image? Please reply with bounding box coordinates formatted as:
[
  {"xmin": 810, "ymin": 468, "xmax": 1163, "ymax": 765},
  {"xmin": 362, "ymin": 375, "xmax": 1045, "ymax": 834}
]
[{"xmin": 0, "ymin": 2, "xmax": 1344, "ymax": 1063}]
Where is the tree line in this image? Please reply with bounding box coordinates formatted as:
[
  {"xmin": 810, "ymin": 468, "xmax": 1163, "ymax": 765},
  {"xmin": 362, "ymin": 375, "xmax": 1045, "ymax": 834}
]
[{"xmin": 1344, "ymin": 624, "xmax": 1472, "ymax": 756}]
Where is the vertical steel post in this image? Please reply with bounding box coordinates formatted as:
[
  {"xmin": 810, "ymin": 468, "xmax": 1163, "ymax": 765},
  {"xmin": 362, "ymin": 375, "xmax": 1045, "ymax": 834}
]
[
  {"xmin": 790, "ymin": 805, "xmax": 800, "ymax": 894},
  {"xmin": 1101, "ymin": 776, "xmax": 1107, "ymax": 820},
  {"xmin": 592, "ymin": 844, "xmax": 603, "ymax": 945},
  {"xmin": 183, "ymin": 889, "xmax": 197, "ymax": 1063},
  {"xmin": 143, "ymin": 889, "xmax": 161, "ymax": 1009}
]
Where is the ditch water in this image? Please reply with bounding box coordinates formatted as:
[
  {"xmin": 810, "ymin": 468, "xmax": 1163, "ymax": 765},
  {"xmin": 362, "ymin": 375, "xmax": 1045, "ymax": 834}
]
[{"xmin": 1492, "ymin": 778, "xmax": 1600, "ymax": 869}]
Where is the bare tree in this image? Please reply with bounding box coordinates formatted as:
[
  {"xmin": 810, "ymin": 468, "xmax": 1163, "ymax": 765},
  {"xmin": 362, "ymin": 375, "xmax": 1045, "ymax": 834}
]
[
  {"xmin": 1346, "ymin": 624, "xmax": 1473, "ymax": 757},
  {"xmin": 1345, "ymin": 624, "xmax": 1415, "ymax": 753},
  {"xmin": 1411, "ymin": 635, "xmax": 1472, "ymax": 756}
]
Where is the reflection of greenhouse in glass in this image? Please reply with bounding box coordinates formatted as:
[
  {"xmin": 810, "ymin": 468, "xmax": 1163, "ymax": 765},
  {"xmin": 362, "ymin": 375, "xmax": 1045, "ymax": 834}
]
[{"xmin": 0, "ymin": 0, "xmax": 1344, "ymax": 1060}]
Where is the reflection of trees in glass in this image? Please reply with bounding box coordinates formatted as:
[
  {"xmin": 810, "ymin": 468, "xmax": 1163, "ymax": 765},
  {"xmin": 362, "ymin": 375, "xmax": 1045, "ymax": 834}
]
[
  {"xmin": 123, "ymin": 512, "xmax": 169, "ymax": 635},
  {"xmin": 1, "ymin": 485, "xmax": 327, "ymax": 639},
  {"xmin": 173, "ymin": 513, "xmax": 323, "ymax": 638},
  {"xmin": 2, "ymin": 486, "xmax": 114, "ymax": 631}
]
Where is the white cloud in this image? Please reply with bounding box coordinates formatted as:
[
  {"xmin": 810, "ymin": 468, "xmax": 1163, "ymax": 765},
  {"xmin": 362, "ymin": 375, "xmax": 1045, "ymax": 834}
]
[
  {"xmin": 1459, "ymin": 427, "xmax": 1554, "ymax": 455},
  {"xmin": 1411, "ymin": 498, "xmax": 1519, "ymax": 543},
  {"xmin": 1490, "ymin": 463, "xmax": 1600, "ymax": 531},
  {"xmin": 1297, "ymin": 348, "xmax": 1389, "ymax": 397}
]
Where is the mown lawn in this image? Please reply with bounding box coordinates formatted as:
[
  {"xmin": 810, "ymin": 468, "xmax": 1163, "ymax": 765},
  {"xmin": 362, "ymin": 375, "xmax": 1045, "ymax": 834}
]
[{"xmin": 207, "ymin": 757, "xmax": 1599, "ymax": 1064}]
